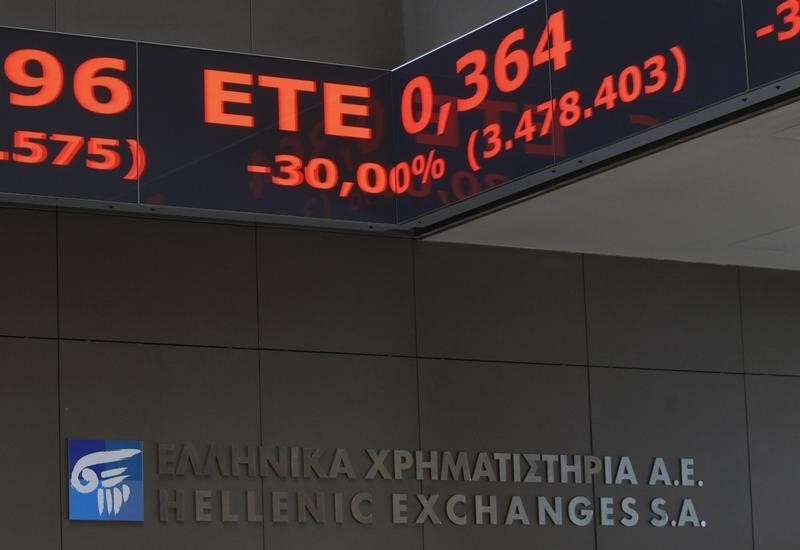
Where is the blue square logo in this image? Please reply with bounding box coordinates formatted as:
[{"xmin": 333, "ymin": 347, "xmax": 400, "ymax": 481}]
[{"xmin": 68, "ymin": 439, "xmax": 144, "ymax": 522}]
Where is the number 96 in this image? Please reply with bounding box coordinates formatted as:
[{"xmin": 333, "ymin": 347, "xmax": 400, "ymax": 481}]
[{"xmin": 4, "ymin": 48, "xmax": 132, "ymax": 115}]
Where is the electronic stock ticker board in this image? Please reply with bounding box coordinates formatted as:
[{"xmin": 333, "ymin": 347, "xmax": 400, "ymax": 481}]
[{"xmin": 0, "ymin": 0, "xmax": 796, "ymax": 228}]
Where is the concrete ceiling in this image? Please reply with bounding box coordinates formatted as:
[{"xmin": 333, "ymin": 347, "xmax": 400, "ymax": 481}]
[{"xmin": 428, "ymin": 99, "xmax": 800, "ymax": 271}]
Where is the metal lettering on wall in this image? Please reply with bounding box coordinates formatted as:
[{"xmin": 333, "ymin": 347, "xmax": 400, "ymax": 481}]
[
  {"xmin": 148, "ymin": 443, "xmax": 707, "ymax": 530},
  {"xmin": 0, "ymin": 0, "xmax": 797, "ymax": 226}
]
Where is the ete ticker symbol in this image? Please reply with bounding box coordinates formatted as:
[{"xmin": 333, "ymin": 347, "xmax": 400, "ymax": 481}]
[{"xmin": 67, "ymin": 439, "xmax": 144, "ymax": 521}]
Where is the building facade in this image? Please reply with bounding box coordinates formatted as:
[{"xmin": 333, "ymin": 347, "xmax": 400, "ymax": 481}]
[{"xmin": 0, "ymin": 2, "xmax": 798, "ymax": 550}]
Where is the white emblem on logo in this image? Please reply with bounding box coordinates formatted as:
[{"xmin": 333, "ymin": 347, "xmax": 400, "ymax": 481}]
[{"xmin": 69, "ymin": 449, "xmax": 142, "ymax": 517}]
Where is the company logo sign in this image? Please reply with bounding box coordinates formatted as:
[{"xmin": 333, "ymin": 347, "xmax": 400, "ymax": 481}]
[{"xmin": 68, "ymin": 439, "xmax": 144, "ymax": 521}]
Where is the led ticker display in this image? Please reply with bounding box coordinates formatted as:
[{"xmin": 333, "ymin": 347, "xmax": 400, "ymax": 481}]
[
  {"xmin": 0, "ymin": 28, "xmax": 138, "ymax": 203},
  {"xmin": 394, "ymin": 0, "xmax": 749, "ymax": 221},
  {"xmin": 393, "ymin": 1, "xmax": 553, "ymax": 221},
  {"xmin": 546, "ymin": 0, "xmax": 748, "ymax": 161},
  {"xmin": 0, "ymin": 0, "xmax": 799, "ymax": 227},
  {"xmin": 137, "ymin": 44, "xmax": 397, "ymax": 223},
  {"xmin": 744, "ymin": 0, "xmax": 800, "ymax": 87}
]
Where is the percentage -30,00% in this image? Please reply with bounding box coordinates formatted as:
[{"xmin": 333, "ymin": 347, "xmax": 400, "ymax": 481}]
[{"xmin": 248, "ymin": 149, "xmax": 447, "ymax": 197}]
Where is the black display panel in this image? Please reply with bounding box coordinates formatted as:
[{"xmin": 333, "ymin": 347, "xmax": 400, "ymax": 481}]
[
  {"xmin": 743, "ymin": 0, "xmax": 800, "ymax": 87},
  {"xmin": 393, "ymin": 0, "xmax": 553, "ymax": 222},
  {"xmin": 138, "ymin": 45, "xmax": 397, "ymax": 224},
  {"xmin": 0, "ymin": 1, "xmax": 798, "ymax": 228},
  {"xmin": 0, "ymin": 27, "xmax": 138, "ymax": 203},
  {"xmin": 547, "ymin": 0, "xmax": 748, "ymax": 161},
  {"xmin": 395, "ymin": 0, "xmax": 750, "ymax": 222}
]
